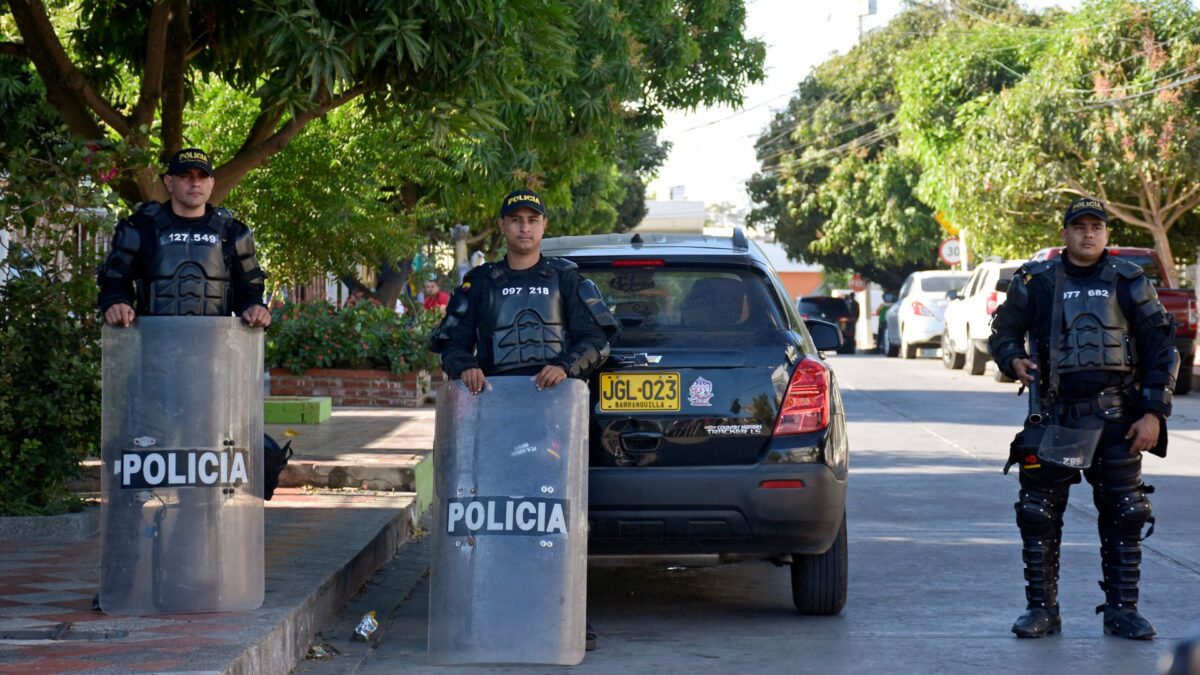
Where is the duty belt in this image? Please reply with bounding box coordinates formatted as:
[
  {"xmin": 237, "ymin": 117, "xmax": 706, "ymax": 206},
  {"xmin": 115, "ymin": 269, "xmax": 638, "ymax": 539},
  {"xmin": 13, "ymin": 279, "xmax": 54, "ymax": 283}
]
[{"xmin": 1061, "ymin": 387, "xmax": 1129, "ymax": 418}]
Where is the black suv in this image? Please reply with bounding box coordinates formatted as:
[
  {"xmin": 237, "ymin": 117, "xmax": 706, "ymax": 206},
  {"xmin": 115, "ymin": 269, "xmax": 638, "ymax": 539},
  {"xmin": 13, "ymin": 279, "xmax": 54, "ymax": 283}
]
[
  {"xmin": 797, "ymin": 296, "xmax": 856, "ymax": 354},
  {"xmin": 541, "ymin": 230, "xmax": 850, "ymax": 615}
]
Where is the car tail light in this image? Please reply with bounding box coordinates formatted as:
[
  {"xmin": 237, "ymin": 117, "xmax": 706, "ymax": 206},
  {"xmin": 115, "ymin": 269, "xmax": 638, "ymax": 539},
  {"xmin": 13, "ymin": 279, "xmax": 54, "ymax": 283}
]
[
  {"xmin": 836, "ymin": 317, "xmax": 849, "ymax": 324},
  {"xmin": 911, "ymin": 300, "xmax": 933, "ymax": 317},
  {"xmin": 612, "ymin": 259, "xmax": 664, "ymax": 267},
  {"xmin": 986, "ymin": 291, "xmax": 999, "ymax": 315},
  {"xmin": 774, "ymin": 358, "xmax": 830, "ymax": 435},
  {"xmin": 759, "ymin": 480, "xmax": 805, "ymax": 489},
  {"xmin": 1189, "ymin": 299, "xmax": 1198, "ymax": 331}
]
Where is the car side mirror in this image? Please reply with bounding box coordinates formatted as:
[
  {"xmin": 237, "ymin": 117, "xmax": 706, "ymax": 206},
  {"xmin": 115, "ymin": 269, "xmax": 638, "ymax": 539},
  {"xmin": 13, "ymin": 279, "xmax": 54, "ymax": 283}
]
[
  {"xmin": 883, "ymin": 292, "xmax": 896, "ymax": 303},
  {"xmin": 945, "ymin": 290, "xmax": 958, "ymax": 300},
  {"xmin": 995, "ymin": 278, "xmax": 1011, "ymax": 293},
  {"xmin": 805, "ymin": 319, "xmax": 843, "ymax": 352}
]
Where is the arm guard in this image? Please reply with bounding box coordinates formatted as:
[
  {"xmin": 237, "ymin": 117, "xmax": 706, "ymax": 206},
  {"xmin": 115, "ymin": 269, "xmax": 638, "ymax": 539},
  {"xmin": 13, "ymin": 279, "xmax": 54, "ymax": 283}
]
[
  {"xmin": 552, "ymin": 272, "xmax": 613, "ymax": 379},
  {"xmin": 429, "ymin": 275, "xmax": 481, "ymax": 378},
  {"xmin": 227, "ymin": 215, "xmax": 267, "ymax": 313},
  {"xmin": 1126, "ymin": 274, "xmax": 1179, "ymax": 417},
  {"xmin": 988, "ymin": 265, "xmax": 1038, "ymax": 379},
  {"xmin": 97, "ymin": 220, "xmax": 141, "ymax": 312}
]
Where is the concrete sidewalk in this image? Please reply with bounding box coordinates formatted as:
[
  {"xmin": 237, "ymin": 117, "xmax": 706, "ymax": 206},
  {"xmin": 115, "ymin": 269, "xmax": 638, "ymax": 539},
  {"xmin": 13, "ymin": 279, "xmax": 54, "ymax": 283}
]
[{"xmin": 0, "ymin": 406, "xmax": 435, "ymax": 675}]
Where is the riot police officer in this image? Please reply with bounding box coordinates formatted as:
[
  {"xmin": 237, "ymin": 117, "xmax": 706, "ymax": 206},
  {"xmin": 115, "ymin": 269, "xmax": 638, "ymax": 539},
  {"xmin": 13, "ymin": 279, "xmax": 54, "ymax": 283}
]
[
  {"xmin": 430, "ymin": 188, "xmax": 617, "ymax": 394},
  {"xmin": 98, "ymin": 147, "xmax": 270, "ymax": 328},
  {"xmin": 990, "ymin": 197, "xmax": 1178, "ymax": 640},
  {"xmin": 429, "ymin": 188, "xmax": 618, "ymax": 650}
]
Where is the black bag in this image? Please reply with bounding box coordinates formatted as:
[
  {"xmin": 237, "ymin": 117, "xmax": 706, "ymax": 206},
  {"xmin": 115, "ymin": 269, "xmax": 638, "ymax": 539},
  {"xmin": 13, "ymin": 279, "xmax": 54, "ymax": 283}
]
[{"xmin": 263, "ymin": 433, "xmax": 293, "ymax": 501}]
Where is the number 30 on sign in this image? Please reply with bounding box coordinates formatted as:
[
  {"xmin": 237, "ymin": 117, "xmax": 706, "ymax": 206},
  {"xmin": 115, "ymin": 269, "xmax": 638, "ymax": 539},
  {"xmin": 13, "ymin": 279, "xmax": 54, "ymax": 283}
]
[{"xmin": 938, "ymin": 238, "xmax": 962, "ymax": 266}]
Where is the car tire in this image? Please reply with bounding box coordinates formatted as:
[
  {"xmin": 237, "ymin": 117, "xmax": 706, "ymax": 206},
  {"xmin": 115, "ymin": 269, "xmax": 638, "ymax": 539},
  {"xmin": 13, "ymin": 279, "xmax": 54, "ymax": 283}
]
[
  {"xmin": 883, "ymin": 329, "xmax": 899, "ymax": 358},
  {"xmin": 900, "ymin": 333, "xmax": 917, "ymax": 360},
  {"xmin": 792, "ymin": 513, "xmax": 848, "ymax": 616},
  {"xmin": 965, "ymin": 339, "xmax": 987, "ymax": 375},
  {"xmin": 1176, "ymin": 353, "xmax": 1193, "ymax": 395},
  {"xmin": 941, "ymin": 330, "xmax": 965, "ymax": 370},
  {"xmin": 839, "ymin": 339, "xmax": 857, "ymax": 355}
]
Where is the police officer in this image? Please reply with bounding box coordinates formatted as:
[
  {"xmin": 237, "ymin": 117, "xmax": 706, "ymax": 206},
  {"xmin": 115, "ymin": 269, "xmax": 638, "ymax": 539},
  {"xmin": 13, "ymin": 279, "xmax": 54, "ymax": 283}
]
[
  {"xmin": 990, "ymin": 197, "xmax": 1178, "ymax": 640},
  {"xmin": 429, "ymin": 188, "xmax": 618, "ymax": 650},
  {"xmin": 98, "ymin": 147, "xmax": 270, "ymax": 328}
]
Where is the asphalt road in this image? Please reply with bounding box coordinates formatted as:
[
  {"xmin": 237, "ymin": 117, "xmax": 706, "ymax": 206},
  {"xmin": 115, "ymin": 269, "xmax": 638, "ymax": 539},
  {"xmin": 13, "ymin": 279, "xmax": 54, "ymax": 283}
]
[{"xmin": 300, "ymin": 353, "xmax": 1200, "ymax": 674}]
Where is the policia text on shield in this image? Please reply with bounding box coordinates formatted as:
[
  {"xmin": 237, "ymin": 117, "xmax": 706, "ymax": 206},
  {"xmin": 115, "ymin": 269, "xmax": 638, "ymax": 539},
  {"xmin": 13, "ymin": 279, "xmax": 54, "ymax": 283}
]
[
  {"xmin": 990, "ymin": 197, "xmax": 1179, "ymax": 641},
  {"xmin": 428, "ymin": 189, "xmax": 619, "ymax": 662}
]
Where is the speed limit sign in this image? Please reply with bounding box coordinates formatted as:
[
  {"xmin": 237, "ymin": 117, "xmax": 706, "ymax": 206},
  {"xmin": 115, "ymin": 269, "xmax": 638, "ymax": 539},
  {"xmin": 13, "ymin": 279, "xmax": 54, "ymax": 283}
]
[{"xmin": 938, "ymin": 238, "xmax": 962, "ymax": 266}]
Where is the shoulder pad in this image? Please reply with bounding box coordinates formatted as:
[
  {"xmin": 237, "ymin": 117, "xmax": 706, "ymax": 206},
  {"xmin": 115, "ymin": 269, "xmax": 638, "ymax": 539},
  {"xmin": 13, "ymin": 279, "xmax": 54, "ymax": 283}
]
[
  {"xmin": 1019, "ymin": 259, "xmax": 1054, "ymax": 276},
  {"xmin": 1109, "ymin": 256, "xmax": 1145, "ymax": 280},
  {"xmin": 543, "ymin": 256, "xmax": 579, "ymax": 273},
  {"xmin": 134, "ymin": 201, "xmax": 162, "ymax": 217}
]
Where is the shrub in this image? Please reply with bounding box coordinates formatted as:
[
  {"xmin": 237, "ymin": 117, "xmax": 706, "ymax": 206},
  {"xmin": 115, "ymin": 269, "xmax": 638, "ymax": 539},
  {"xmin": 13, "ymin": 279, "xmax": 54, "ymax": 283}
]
[
  {"xmin": 0, "ymin": 136, "xmax": 140, "ymax": 515},
  {"xmin": 266, "ymin": 299, "xmax": 441, "ymax": 374}
]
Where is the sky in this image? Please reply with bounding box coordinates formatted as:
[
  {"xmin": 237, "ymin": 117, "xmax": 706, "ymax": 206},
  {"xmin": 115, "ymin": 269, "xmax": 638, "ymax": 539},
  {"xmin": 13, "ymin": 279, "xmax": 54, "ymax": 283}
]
[{"xmin": 646, "ymin": 0, "xmax": 1079, "ymax": 214}]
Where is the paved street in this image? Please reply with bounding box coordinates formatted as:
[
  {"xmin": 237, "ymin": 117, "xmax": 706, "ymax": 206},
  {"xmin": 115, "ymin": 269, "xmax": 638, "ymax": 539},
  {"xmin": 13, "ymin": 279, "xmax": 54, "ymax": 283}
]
[{"xmin": 301, "ymin": 353, "xmax": 1200, "ymax": 674}]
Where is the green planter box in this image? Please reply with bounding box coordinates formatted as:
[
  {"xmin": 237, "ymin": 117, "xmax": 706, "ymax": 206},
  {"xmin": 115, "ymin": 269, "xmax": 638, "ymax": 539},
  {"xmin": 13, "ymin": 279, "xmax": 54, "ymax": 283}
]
[{"xmin": 264, "ymin": 396, "xmax": 332, "ymax": 424}]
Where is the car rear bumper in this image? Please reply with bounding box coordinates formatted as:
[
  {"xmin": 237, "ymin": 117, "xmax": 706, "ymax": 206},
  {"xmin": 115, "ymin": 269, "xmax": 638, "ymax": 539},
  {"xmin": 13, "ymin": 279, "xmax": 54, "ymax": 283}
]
[
  {"xmin": 587, "ymin": 462, "xmax": 847, "ymax": 557},
  {"xmin": 901, "ymin": 317, "xmax": 944, "ymax": 345}
]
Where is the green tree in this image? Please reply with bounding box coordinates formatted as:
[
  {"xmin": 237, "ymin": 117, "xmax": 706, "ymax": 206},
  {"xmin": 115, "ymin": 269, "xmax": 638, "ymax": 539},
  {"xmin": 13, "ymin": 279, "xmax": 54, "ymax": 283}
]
[
  {"xmin": 921, "ymin": 0, "xmax": 1200, "ymax": 281},
  {"xmin": 747, "ymin": 6, "xmax": 946, "ymax": 289}
]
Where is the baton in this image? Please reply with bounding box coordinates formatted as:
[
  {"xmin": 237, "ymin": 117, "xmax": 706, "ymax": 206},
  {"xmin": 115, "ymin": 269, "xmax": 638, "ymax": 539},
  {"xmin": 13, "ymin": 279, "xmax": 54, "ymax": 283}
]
[{"xmin": 1026, "ymin": 331, "xmax": 1044, "ymax": 426}]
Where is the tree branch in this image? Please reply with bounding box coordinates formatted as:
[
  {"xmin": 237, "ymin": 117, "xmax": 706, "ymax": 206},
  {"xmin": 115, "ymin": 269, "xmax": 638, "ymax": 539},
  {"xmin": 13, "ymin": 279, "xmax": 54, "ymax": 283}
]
[
  {"xmin": 130, "ymin": 1, "xmax": 172, "ymax": 128},
  {"xmin": 1163, "ymin": 187, "xmax": 1200, "ymax": 231},
  {"xmin": 235, "ymin": 104, "xmax": 285, "ymax": 158},
  {"xmin": 158, "ymin": 0, "xmax": 191, "ymax": 159},
  {"xmin": 211, "ymin": 84, "xmax": 373, "ymax": 203},
  {"xmin": 1103, "ymin": 201, "xmax": 1155, "ymax": 230},
  {"xmin": 7, "ymin": 0, "xmax": 130, "ymax": 137},
  {"xmin": 0, "ymin": 41, "xmax": 28, "ymax": 58}
]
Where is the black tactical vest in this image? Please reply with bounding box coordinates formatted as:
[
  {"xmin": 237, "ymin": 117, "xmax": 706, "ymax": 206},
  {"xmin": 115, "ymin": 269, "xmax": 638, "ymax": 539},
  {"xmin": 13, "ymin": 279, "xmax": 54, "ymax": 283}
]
[
  {"xmin": 137, "ymin": 203, "xmax": 232, "ymax": 316},
  {"xmin": 483, "ymin": 263, "xmax": 566, "ymax": 373},
  {"xmin": 1052, "ymin": 264, "xmax": 1134, "ymax": 375}
]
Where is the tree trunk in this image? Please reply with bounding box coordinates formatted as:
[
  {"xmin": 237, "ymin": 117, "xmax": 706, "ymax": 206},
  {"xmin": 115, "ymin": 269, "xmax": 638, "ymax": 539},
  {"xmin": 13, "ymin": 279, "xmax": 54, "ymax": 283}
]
[{"xmin": 1148, "ymin": 219, "xmax": 1177, "ymax": 288}]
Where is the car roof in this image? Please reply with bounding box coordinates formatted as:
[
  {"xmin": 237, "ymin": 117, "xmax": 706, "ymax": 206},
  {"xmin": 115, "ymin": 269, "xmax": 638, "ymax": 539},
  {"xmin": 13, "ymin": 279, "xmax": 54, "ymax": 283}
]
[
  {"xmin": 540, "ymin": 230, "xmax": 770, "ymax": 266},
  {"xmin": 908, "ymin": 270, "xmax": 970, "ymax": 278}
]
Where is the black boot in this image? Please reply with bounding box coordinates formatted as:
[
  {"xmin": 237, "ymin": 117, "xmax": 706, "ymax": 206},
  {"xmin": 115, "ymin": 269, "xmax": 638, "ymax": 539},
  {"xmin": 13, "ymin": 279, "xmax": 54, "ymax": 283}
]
[
  {"xmin": 585, "ymin": 621, "xmax": 597, "ymax": 651},
  {"xmin": 1098, "ymin": 540, "xmax": 1155, "ymax": 640},
  {"xmin": 1013, "ymin": 489, "xmax": 1065, "ymax": 638}
]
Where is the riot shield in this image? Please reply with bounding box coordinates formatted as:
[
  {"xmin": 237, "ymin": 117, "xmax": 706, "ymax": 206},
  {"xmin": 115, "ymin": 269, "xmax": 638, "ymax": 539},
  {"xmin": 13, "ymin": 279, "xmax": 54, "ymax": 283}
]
[
  {"xmin": 1037, "ymin": 416, "xmax": 1104, "ymax": 470},
  {"xmin": 428, "ymin": 377, "xmax": 589, "ymax": 666},
  {"xmin": 100, "ymin": 317, "xmax": 264, "ymax": 615}
]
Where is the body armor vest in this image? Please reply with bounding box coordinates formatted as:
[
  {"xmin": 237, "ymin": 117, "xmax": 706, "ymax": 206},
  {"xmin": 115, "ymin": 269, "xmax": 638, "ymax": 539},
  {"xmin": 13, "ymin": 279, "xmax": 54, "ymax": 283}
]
[
  {"xmin": 1052, "ymin": 267, "xmax": 1134, "ymax": 375},
  {"xmin": 139, "ymin": 204, "xmax": 232, "ymax": 316},
  {"xmin": 484, "ymin": 264, "xmax": 566, "ymax": 373}
]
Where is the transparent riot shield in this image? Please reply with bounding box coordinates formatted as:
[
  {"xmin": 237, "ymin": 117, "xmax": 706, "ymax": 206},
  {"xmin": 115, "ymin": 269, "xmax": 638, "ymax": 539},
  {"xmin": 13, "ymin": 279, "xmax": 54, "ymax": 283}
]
[
  {"xmin": 428, "ymin": 377, "xmax": 589, "ymax": 666},
  {"xmin": 100, "ymin": 317, "xmax": 264, "ymax": 615}
]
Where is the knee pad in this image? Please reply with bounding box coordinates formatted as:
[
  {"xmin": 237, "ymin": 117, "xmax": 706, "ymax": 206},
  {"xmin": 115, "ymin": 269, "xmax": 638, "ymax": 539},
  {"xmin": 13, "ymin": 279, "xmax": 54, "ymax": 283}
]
[
  {"xmin": 1015, "ymin": 489, "xmax": 1064, "ymax": 538},
  {"xmin": 1110, "ymin": 487, "xmax": 1154, "ymax": 540}
]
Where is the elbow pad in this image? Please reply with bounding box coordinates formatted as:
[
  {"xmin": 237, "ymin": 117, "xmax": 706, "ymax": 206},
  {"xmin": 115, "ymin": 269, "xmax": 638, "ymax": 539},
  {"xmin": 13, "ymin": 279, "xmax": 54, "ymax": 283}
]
[
  {"xmin": 231, "ymin": 221, "xmax": 267, "ymax": 285},
  {"xmin": 579, "ymin": 279, "xmax": 621, "ymax": 341},
  {"xmin": 100, "ymin": 223, "xmax": 141, "ymax": 280},
  {"xmin": 429, "ymin": 291, "xmax": 471, "ymax": 353},
  {"xmin": 561, "ymin": 343, "xmax": 611, "ymax": 379}
]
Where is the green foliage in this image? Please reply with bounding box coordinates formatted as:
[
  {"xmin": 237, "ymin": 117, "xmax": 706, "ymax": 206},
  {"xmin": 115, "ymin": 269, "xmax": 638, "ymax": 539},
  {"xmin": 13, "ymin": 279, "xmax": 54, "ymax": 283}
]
[
  {"xmin": 0, "ymin": 137, "xmax": 134, "ymax": 515},
  {"xmin": 266, "ymin": 300, "xmax": 440, "ymax": 375}
]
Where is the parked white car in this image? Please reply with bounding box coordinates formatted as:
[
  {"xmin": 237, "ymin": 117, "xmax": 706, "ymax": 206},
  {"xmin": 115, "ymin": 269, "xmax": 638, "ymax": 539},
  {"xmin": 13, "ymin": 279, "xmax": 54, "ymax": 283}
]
[
  {"xmin": 941, "ymin": 260, "xmax": 1024, "ymax": 377},
  {"xmin": 883, "ymin": 271, "xmax": 971, "ymax": 359}
]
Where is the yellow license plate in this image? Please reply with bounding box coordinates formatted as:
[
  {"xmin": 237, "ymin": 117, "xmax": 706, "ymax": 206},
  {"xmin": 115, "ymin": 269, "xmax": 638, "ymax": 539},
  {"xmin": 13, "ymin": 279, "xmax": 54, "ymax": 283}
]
[{"xmin": 599, "ymin": 372, "xmax": 680, "ymax": 412}]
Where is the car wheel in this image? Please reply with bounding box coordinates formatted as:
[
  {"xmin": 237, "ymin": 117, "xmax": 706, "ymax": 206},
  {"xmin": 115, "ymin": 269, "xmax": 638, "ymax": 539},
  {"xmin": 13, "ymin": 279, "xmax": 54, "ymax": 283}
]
[
  {"xmin": 884, "ymin": 329, "xmax": 899, "ymax": 358},
  {"xmin": 965, "ymin": 339, "xmax": 987, "ymax": 375},
  {"xmin": 941, "ymin": 330, "xmax": 965, "ymax": 370},
  {"xmin": 1176, "ymin": 352, "xmax": 1193, "ymax": 395},
  {"xmin": 900, "ymin": 331, "xmax": 917, "ymax": 360},
  {"xmin": 792, "ymin": 513, "xmax": 848, "ymax": 616}
]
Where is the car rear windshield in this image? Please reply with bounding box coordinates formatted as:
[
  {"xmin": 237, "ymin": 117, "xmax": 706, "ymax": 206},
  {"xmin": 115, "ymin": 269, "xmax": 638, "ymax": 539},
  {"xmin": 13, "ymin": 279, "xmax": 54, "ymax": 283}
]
[
  {"xmin": 920, "ymin": 275, "xmax": 969, "ymax": 293},
  {"xmin": 580, "ymin": 266, "xmax": 785, "ymax": 335},
  {"xmin": 797, "ymin": 298, "xmax": 850, "ymax": 318}
]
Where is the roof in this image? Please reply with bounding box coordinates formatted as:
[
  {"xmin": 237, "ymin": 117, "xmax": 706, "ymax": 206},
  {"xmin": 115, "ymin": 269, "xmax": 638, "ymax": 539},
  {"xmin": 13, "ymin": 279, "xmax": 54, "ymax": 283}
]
[{"xmin": 541, "ymin": 230, "xmax": 768, "ymax": 264}]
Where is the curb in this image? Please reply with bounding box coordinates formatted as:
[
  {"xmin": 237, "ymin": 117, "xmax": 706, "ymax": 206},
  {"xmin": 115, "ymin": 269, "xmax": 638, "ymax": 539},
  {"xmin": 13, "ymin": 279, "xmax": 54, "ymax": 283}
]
[
  {"xmin": 225, "ymin": 498, "xmax": 420, "ymax": 675},
  {"xmin": 0, "ymin": 505, "xmax": 99, "ymax": 540}
]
